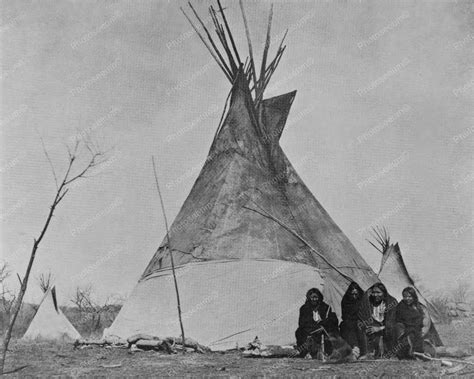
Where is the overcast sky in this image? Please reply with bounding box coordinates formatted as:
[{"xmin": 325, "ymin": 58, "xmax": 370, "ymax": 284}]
[{"xmin": 1, "ymin": 0, "xmax": 473, "ymax": 305}]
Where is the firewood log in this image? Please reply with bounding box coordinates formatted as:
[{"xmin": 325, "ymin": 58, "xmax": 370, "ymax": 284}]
[{"xmin": 127, "ymin": 334, "xmax": 160, "ymax": 345}]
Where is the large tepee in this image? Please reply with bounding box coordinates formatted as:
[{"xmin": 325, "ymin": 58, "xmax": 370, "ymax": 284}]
[
  {"xmin": 106, "ymin": 1, "xmax": 379, "ymax": 349},
  {"xmin": 22, "ymin": 287, "xmax": 81, "ymax": 341}
]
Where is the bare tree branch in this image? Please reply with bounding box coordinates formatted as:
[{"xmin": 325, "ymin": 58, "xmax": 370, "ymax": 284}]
[
  {"xmin": 0, "ymin": 262, "xmax": 16, "ymax": 333},
  {"xmin": 71, "ymin": 285, "xmax": 114, "ymax": 335},
  {"xmin": 37, "ymin": 271, "xmax": 54, "ymax": 293},
  {"xmin": 64, "ymin": 150, "xmax": 106, "ymax": 186},
  {"xmin": 0, "ymin": 263, "xmax": 10, "ymax": 284},
  {"xmin": 1, "ymin": 138, "xmax": 107, "ymax": 373},
  {"xmin": 39, "ymin": 135, "xmax": 59, "ymax": 190}
]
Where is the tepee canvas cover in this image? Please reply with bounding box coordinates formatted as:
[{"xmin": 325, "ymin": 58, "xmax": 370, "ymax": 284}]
[
  {"xmin": 378, "ymin": 242, "xmax": 443, "ymax": 345},
  {"xmin": 22, "ymin": 287, "xmax": 81, "ymax": 341},
  {"xmin": 106, "ymin": 69, "xmax": 379, "ymax": 349},
  {"xmin": 106, "ymin": 2, "xmax": 379, "ymax": 349}
]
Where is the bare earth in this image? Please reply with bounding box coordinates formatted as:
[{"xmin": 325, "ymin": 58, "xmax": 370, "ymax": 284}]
[{"xmin": 4, "ymin": 320, "xmax": 473, "ymax": 378}]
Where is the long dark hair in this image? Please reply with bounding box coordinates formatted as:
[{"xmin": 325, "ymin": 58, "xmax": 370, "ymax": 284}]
[
  {"xmin": 370, "ymin": 282, "xmax": 388, "ymax": 297},
  {"xmin": 368, "ymin": 282, "xmax": 389, "ymax": 306},
  {"xmin": 402, "ymin": 286, "xmax": 419, "ymax": 305},
  {"xmin": 306, "ymin": 288, "xmax": 324, "ymax": 303},
  {"xmin": 343, "ymin": 282, "xmax": 363, "ymax": 301}
]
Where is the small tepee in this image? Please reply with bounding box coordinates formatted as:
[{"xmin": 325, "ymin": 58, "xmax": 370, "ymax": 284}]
[
  {"xmin": 22, "ymin": 286, "xmax": 81, "ymax": 341},
  {"xmin": 369, "ymin": 227, "xmax": 443, "ymax": 346}
]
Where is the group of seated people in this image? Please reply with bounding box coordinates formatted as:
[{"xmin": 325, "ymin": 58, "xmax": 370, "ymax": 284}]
[{"xmin": 295, "ymin": 282, "xmax": 434, "ymax": 360}]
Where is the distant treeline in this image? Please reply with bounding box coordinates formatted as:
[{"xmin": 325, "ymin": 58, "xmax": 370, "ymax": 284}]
[{"xmin": 0, "ymin": 303, "xmax": 122, "ymax": 339}]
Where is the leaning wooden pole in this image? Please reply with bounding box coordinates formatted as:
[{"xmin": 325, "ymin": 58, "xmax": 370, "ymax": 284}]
[
  {"xmin": 151, "ymin": 156, "xmax": 186, "ymax": 351},
  {"xmin": 258, "ymin": 4, "xmax": 273, "ymax": 102},
  {"xmin": 239, "ymin": 0, "xmax": 258, "ymax": 97},
  {"xmin": 180, "ymin": 7, "xmax": 232, "ymax": 82},
  {"xmin": 217, "ymin": 0, "xmax": 242, "ymax": 66},
  {"xmin": 243, "ymin": 197, "xmax": 354, "ymax": 283},
  {"xmin": 187, "ymin": 2, "xmax": 234, "ymax": 78}
]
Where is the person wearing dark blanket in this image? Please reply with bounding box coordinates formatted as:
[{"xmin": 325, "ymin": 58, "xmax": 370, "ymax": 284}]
[
  {"xmin": 295, "ymin": 288, "xmax": 338, "ymax": 358},
  {"xmin": 358, "ymin": 282, "xmax": 398, "ymax": 358},
  {"xmin": 340, "ymin": 282, "xmax": 364, "ymax": 352},
  {"xmin": 395, "ymin": 286, "xmax": 424, "ymax": 359}
]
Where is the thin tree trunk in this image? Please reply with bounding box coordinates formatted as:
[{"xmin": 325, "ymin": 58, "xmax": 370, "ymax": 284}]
[
  {"xmin": 1, "ymin": 191, "xmax": 63, "ymax": 373},
  {"xmin": 0, "ymin": 140, "xmax": 104, "ymax": 374}
]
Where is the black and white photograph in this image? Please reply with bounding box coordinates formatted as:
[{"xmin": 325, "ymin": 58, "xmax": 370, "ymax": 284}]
[{"xmin": 1, "ymin": 0, "xmax": 473, "ymax": 376}]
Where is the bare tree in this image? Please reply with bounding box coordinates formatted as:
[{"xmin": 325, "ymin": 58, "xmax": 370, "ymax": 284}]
[
  {"xmin": 71, "ymin": 285, "xmax": 115, "ymax": 335},
  {"xmin": 451, "ymin": 279, "xmax": 471, "ymax": 303},
  {"xmin": 1, "ymin": 139, "xmax": 106, "ymax": 374},
  {"xmin": 37, "ymin": 271, "xmax": 54, "ymax": 293},
  {"xmin": 0, "ymin": 262, "xmax": 16, "ymax": 332},
  {"xmin": 72, "ymin": 285, "xmax": 96, "ymax": 314},
  {"xmin": 0, "ymin": 263, "xmax": 10, "ymax": 284}
]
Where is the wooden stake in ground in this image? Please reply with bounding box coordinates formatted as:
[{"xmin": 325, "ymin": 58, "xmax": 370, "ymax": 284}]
[{"xmin": 151, "ymin": 156, "xmax": 186, "ymax": 352}]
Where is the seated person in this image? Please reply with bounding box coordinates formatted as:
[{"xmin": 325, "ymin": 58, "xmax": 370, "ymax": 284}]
[
  {"xmin": 395, "ymin": 287, "xmax": 424, "ymax": 359},
  {"xmin": 295, "ymin": 288, "xmax": 338, "ymax": 358},
  {"xmin": 339, "ymin": 282, "xmax": 364, "ymax": 354},
  {"xmin": 358, "ymin": 282, "xmax": 398, "ymax": 358}
]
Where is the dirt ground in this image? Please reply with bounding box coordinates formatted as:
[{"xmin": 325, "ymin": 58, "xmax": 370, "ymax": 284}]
[{"xmin": 3, "ymin": 320, "xmax": 474, "ymax": 378}]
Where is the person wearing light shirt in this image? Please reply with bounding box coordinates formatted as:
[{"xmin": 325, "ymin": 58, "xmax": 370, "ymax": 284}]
[{"xmin": 358, "ymin": 282, "xmax": 398, "ymax": 358}]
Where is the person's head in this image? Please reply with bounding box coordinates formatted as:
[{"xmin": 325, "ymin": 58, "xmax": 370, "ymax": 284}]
[
  {"xmin": 347, "ymin": 282, "xmax": 363, "ymax": 300},
  {"xmin": 306, "ymin": 288, "xmax": 323, "ymax": 307},
  {"xmin": 402, "ymin": 287, "xmax": 418, "ymax": 306},
  {"xmin": 369, "ymin": 282, "xmax": 388, "ymax": 305}
]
